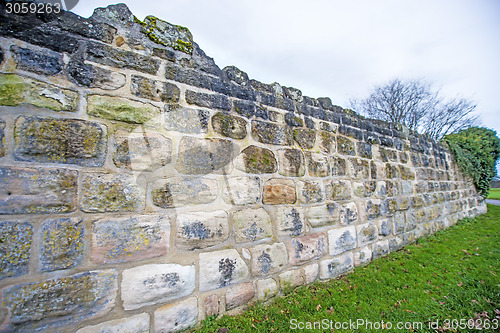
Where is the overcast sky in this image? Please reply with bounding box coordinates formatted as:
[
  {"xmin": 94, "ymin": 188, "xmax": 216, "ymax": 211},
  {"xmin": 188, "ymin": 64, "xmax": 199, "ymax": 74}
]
[{"xmin": 73, "ymin": 0, "xmax": 500, "ymax": 139}]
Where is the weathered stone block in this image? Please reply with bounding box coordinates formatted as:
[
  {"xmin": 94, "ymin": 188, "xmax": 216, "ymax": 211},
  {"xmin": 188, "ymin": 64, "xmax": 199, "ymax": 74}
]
[
  {"xmin": 339, "ymin": 202, "xmax": 358, "ymax": 225},
  {"xmin": 0, "ymin": 167, "xmax": 77, "ymax": 214},
  {"xmin": 297, "ymin": 180, "xmax": 324, "ymax": 204},
  {"xmin": 176, "ymin": 211, "xmax": 229, "ymax": 250},
  {"xmin": 40, "ymin": 218, "xmax": 84, "ymax": 272},
  {"xmin": 263, "ymin": 178, "xmax": 296, "ymax": 204},
  {"xmin": 131, "ymin": 75, "xmax": 180, "ymax": 102},
  {"xmin": 365, "ymin": 200, "xmax": 381, "ymax": 220},
  {"xmin": 113, "ymin": 130, "xmax": 172, "ymax": 171},
  {"xmin": 222, "ymin": 176, "xmax": 260, "ymax": 205},
  {"xmin": 325, "ymin": 180, "xmax": 352, "ymax": 201},
  {"xmin": 277, "ymin": 148, "xmax": 305, "ymax": 177},
  {"xmin": 276, "ymin": 207, "xmax": 305, "ymax": 237},
  {"xmin": 293, "ymin": 129, "xmax": 316, "ymax": 149},
  {"xmin": 279, "ymin": 269, "xmax": 304, "ymax": 293},
  {"xmin": 212, "ymin": 112, "xmax": 248, "ymax": 139},
  {"xmin": 11, "ymin": 45, "xmax": 63, "ymax": 75},
  {"xmin": 91, "ymin": 215, "xmax": 170, "ymax": 264},
  {"xmin": 319, "ymin": 131, "xmax": 337, "ymax": 154},
  {"xmin": 68, "ymin": 60, "xmax": 126, "ymax": 90},
  {"xmin": 233, "ymin": 207, "xmax": 273, "ymax": 243},
  {"xmin": 400, "ymin": 165, "xmax": 416, "ymax": 180},
  {"xmin": 0, "ymin": 74, "xmax": 78, "ymax": 111},
  {"xmin": 205, "ymin": 294, "xmax": 221, "ymax": 316},
  {"xmin": 199, "ymin": 249, "xmax": 249, "ymax": 291},
  {"xmin": 0, "ymin": 119, "xmax": 5, "ymax": 157},
  {"xmin": 1, "ymin": 270, "xmax": 117, "ymax": 331},
  {"xmin": 389, "ymin": 236, "xmax": 404, "ymax": 252},
  {"xmin": 357, "ymin": 142, "xmax": 372, "ymax": 159},
  {"xmin": 353, "ymin": 180, "xmax": 377, "ymax": 198},
  {"xmin": 307, "ymin": 203, "xmax": 339, "ymax": 228},
  {"xmin": 356, "ymin": 223, "xmax": 378, "ymax": 246},
  {"xmin": 151, "ymin": 176, "xmax": 217, "ymax": 208},
  {"xmin": 251, "ymin": 120, "xmax": 293, "ymax": 145},
  {"xmin": 377, "ymin": 218, "xmax": 393, "ymax": 236},
  {"xmin": 234, "ymin": 99, "xmax": 256, "ymax": 118},
  {"xmin": 0, "ymin": 221, "xmax": 32, "ymax": 279},
  {"xmin": 347, "ymin": 158, "xmax": 370, "ymax": 179},
  {"xmin": 306, "ymin": 152, "xmax": 330, "ymax": 177},
  {"xmin": 304, "ymin": 263, "xmax": 319, "ymax": 284},
  {"xmin": 76, "ymin": 313, "xmax": 150, "ymax": 333},
  {"xmin": 235, "ymin": 145, "xmax": 277, "ymax": 174},
  {"xmin": 14, "ymin": 116, "xmax": 106, "ymax": 166},
  {"xmin": 287, "ymin": 232, "xmax": 327, "ymax": 265},
  {"xmin": 175, "ymin": 136, "xmax": 236, "ymax": 174},
  {"xmin": 153, "ymin": 297, "xmax": 198, "ymax": 333},
  {"xmin": 319, "ymin": 253, "xmax": 354, "ymax": 280},
  {"xmin": 331, "ymin": 156, "xmax": 347, "ymax": 177},
  {"xmin": 250, "ymin": 243, "xmax": 288, "ymax": 275},
  {"xmin": 256, "ymin": 278, "xmax": 278, "ymax": 300},
  {"xmin": 372, "ymin": 240, "xmax": 390, "ymax": 259},
  {"xmin": 284, "ymin": 112, "xmax": 303, "ymax": 127},
  {"xmin": 337, "ymin": 135, "xmax": 355, "ymax": 156},
  {"xmin": 121, "ymin": 264, "xmax": 195, "ymax": 310},
  {"xmin": 226, "ymin": 282, "xmax": 254, "ymax": 310},
  {"xmin": 328, "ymin": 226, "xmax": 356, "ymax": 255},
  {"xmin": 354, "ymin": 247, "xmax": 372, "ymax": 267},
  {"xmin": 185, "ymin": 90, "xmax": 230, "ymax": 110},
  {"xmin": 80, "ymin": 172, "xmax": 144, "ymax": 212},
  {"xmin": 140, "ymin": 15, "xmax": 194, "ymax": 53},
  {"xmin": 165, "ymin": 105, "xmax": 209, "ymax": 133},
  {"xmin": 87, "ymin": 95, "xmax": 161, "ymax": 124}
]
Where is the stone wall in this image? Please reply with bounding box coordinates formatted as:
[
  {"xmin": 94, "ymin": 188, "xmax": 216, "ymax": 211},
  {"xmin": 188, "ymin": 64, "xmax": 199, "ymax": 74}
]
[{"xmin": 0, "ymin": 3, "xmax": 486, "ymax": 332}]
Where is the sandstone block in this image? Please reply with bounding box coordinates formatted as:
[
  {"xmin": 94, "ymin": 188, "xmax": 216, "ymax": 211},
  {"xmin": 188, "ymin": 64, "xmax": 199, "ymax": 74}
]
[
  {"xmin": 331, "ymin": 156, "xmax": 347, "ymax": 177},
  {"xmin": 306, "ymin": 204, "xmax": 339, "ymax": 228},
  {"xmin": 226, "ymin": 282, "xmax": 254, "ymax": 310},
  {"xmin": 199, "ymin": 249, "xmax": 249, "ymax": 291},
  {"xmin": 0, "ymin": 167, "xmax": 77, "ymax": 214},
  {"xmin": 276, "ymin": 207, "xmax": 305, "ymax": 237},
  {"xmin": 263, "ymin": 178, "xmax": 296, "ymax": 204},
  {"xmin": 131, "ymin": 75, "xmax": 179, "ymax": 102},
  {"xmin": 76, "ymin": 313, "xmax": 150, "ymax": 333},
  {"xmin": 325, "ymin": 180, "xmax": 352, "ymax": 201},
  {"xmin": 251, "ymin": 120, "xmax": 293, "ymax": 145},
  {"xmin": 222, "ymin": 176, "xmax": 260, "ymax": 205},
  {"xmin": 151, "ymin": 176, "xmax": 217, "ymax": 208},
  {"xmin": 205, "ymin": 294, "xmax": 221, "ymax": 316},
  {"xmin": 68, "ymin": 60, "xmax": 126, "ymax": 90},
  {"xmin": 319, "ymin": 253, "xmax": 354, "ymax": 280},
  {"xmin": 11, "ymin": 45, "xmax": 63, "ymax": 75},
  {"xmin": 303, "ymin": 263, "xmax": 319, "ymax": 284},
  {"xmin": 250, "ymin": 243, "xmax": 288, "ymax": 275},
  {"xmin": 176, "ymin": 211, "xmax": 229, "ymax": 250},
  {"xmin": 256, "ymin": 278, "xmax": 278, "ymax": 300},
  {"xmin": 319, "ymin": 131, "xmax": 337, "ymax": 154},
  {"xmin": 175, "ymin": 136, "xmax": 236, "ymax": 174},
  {"xmin": 279, "ymin": 269, "xmax": 304, "ymax": 293},
  {"xmin": 306, "ymin": 152, "xmax": 330, "ymax": 177},
  {"xmin": 372, "ymin": 240, "xmax": 390, "ymax": 259},
  {"xmin": 121, "ymin": 264, "xmax": 195, "ymax": 310},
  {"xmin": 185, "ymin": 90, "xmax": 230, "ymax": 110},
  {"xmin": 277, "ymin": 148, "xmax": 305, "ymax": 177},
  {"xmin": 0, "ymin": 221, "xmax": 32, "ymax": 279},
  {"xmin": 235, "ymin": 145, "xmax": 277, "ymax": 174},
  {"xmin": 153, "ymin": 297, "xmax": 198, "ymax": 333},
  {"xmin": 353, "ymin": 180, "xmax": 376, "ymax": 198},
  {"xmin": 339, "ymin": 202, "xmax": 358, "ymax": 225},
  {"xmin": 297, "ymin": 180, "xmax": 324, "ymax": 204},
  {"xmin": 328, "ymin": 226, "xmax": 356, "ymax": 255},
  {"xmin": 356, "ymin": 223, "xmax": 378, "ymax": 246},
  {"xmin": 233, "ymin": 207, "xmax": 273, "ymax": 243},
  {"xmin": 40, "ymin": 217, "xmax": 84, "ymax": 272},
  {"xmin": 293, "ymin": 129, "xmax": 316, "ymax": 149},
  {"xmin": 87, "ymin": 95, "xmax": 161, "ymax": 124},
  {"xmin": 91, "ymin": 215, "xmax": 170, "ymax": 264},
  {"xmin": 287, "ymin": 232, "xmax": 327, "ymax": 265},
  {"xmin": 14, "ymin": 116, "xmax": 106, "ymax": 166},
  {"xmin": 337, "ymin": 135, "xmax": 355, "ymax": 156},
  {"xmin": 365, "ymin": 200, "xmax": 381, "ymax": 220},
  {"xmin": 165, "ymin": 105, "xmax": 209, "ymax": 133},
  {"xmin": 354, "ymin": 247, "xmax": 372, "ymax": 267},
  {"xmin": 212, "ymin": 112, "xmax": 248, "ymax": 139},
  {"xmin": 347, "ymin": 158, "xmax": 370, "ymax": 179}
]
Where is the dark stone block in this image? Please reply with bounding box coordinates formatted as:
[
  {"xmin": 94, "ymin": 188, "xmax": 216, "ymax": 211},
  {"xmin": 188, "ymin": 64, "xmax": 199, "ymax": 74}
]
[
  {"xmin": 337, "ymin": 135, "xmax": 356, "ymax": 156},
  {"xmin": 0, "ymin": 221, "xmax": 32, "ymax": 279},
  {"xmin": 357, "ymin": 142, "xmax": 372, "ymax": 159},
  {"xmin": 11, "ymin": 45, "xmax": 63, "ymax": 75},
  {"xmin": 339, "ymin": 125, "xmax": 363, "ymax": 140},
  {"xmin": 185, "ymin": 90, "xmax": 231, "ymax": 111},
  {"xmin": 304, "ymin": 117, "xmax": 315, "ymax": 129},
  {"xmin": 251, "ymin": 121, "xmax": 293, "ymax": 146},
  {"xmin": 293, "ymin": 129, "xmax": 316, "ymax": 149},
  {"xmin": 231, "ymin": 84, "xmax": 256, "ymax": 101},
  {"xmin": 317, "ymin": 97, "xmax": 333, "ymax": 110},
  {"xmin": 153, "ymin": 47, "xmax": 176, "ymax": 61},
  {"xmin": 380, "ymin": 136, "xmax": 394, "ymax": 148},
  {"xmin": 285, "ymin": 112, "xmax": 303, "ymax": 128},
  {"xmin": 325, "ymin": 111, "xmax": 342, "ymax": 124},
  {"xmin": 234, "ymin": 100, "xmax": 255, "ymax": 118},
  {"xmin": 68, "ymin": 59, "xmax": 126, "ymax": 90},
  {"xmin": 255, "ymin": 105, "xmax": 269, "ymax": 120},
  {"xmin": 223, "ymin": 65, "xmax": 249, "ymax": 85},
  {"xmin": 53, "ymin": 11, "xmax": 116, "ymax": 43}
]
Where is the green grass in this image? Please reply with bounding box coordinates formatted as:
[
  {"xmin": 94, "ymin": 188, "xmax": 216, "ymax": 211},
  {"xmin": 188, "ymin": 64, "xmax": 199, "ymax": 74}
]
[
  {"xmin": 487, "ymin": 188, "xmax": 500, "ymax": 200},
  {"xmin": 193, "ymin": 205, "xmax": 500, "ymax": 332}
]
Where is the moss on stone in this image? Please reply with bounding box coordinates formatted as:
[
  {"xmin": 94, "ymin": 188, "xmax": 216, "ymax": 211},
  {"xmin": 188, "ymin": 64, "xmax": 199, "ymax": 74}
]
[
  {"xmin": 87, "ymin": 95, "xmax": 160, "ymax": 124},
  {"xmin": 0, "ymin": 74, "xmax": 25, "ymax": 106}
]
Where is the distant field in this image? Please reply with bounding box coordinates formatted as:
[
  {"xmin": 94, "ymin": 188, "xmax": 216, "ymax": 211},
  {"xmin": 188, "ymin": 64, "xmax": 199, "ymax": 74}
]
[{"xmin": 487, "ymin": 188, "xmax": 500, "ymax": 200}]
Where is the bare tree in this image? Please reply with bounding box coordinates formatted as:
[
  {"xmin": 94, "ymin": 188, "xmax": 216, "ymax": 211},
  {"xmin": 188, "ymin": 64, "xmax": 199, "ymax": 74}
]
[{"xmin": 349, "ymin": 78, "xmax": 480, "ymax": 140}]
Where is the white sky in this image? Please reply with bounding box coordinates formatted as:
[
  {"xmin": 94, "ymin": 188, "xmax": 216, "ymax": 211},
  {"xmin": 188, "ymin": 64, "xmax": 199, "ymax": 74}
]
[{"xmin": 73, "ymin": 0, "xmax": 499, "ymax": 140}]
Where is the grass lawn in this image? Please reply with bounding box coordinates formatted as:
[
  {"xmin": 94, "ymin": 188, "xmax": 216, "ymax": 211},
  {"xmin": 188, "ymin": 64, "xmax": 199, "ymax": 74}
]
[
  {"xmin": 487, "ymin": 188, "xmax": 500, "ymax": 200},
  {"xmin": 193, "ymin": 204, "xmax": 500, "ymax": 332}
]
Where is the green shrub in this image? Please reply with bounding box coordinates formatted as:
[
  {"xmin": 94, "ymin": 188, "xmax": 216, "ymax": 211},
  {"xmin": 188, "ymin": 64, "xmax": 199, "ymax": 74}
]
[{"xmin": 443, "ymin": 127, "xmax": 500, "ymax": 197}]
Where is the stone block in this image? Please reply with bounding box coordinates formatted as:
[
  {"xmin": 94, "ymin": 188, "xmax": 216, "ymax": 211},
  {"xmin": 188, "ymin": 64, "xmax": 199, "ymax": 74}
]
[
  {"xmin": 233, "ymin": 207, "xmax": 273, "ymax": 243},
  {"xmin": 356, "ymin": 223, "xmax": 378, "ymax": 246},
  {"xmin": 234, "ymin": 99, "xmax": 256, "ymax": 118},
  {"xmin": 337, "ymin": 135, "xmax": 355, "ymax": 156},
  {"xmin": 151, "ymin": 176, "xmax": 217, "ymax": 208},
  {"xmin": 250, "ymin": 243, "xmax": 288, "ymax": 275},
  {"xmin": 0, "ymin": 221, "xmax": 32, "ymax": 279},
  {"xmin": 226, "ymin": 282, "xmax": 254, "ymax": 310},
  {"xmin": 263, "ymin": 178, "xmax": 296, "ymax": 204},
  {"xmin": 0, "ymin": 74, "xmax": 78, "ymax": 112},
  {"xmin": 175, "ymin": 136, "xmax": 236, "ymax": 174},
  {"xmin": 354, "ymin": 247, "xmax": 372, "ymax": 267},
  {"xmin": 199, "ymin": 249, "xmax": 249, "ymax": 291},
  {"xmin": 279, "ymin": 269, "xmax": 304, "ymax": 293},
  {"xmin": 40, "ymin": 217, "xmax": 84, "ymax": 272},
  {"xmin": 205, "ymin": 294, "xmax": 221, "ymax": 316},
  {"xmin": 277, "ymin": 148, "xmax": 305, "ymax": 177},
  {"xmin": 0, "ymin": 119, "xmax": 4, "ymax": 157},
  {"xmin": 372, "ymin": 240, "xmax": 390, "ymax": 259},
  {"xmin": 140, "ymin": 15, "xmax": 194, "ymax": 53},
  {"xmin": 68, "ymin": 60, "xmax": 126, "ymax": 90},
  {"xmin": 319, "ymin": 253, "xmax": 354, "ymax": 280},
  {"xmin": 0, "ymin": 167, "xmax": 77, "ymax": 214},
  {"xmin": 347, "ymin": 158, "xmax": 370, "ymax": 179},
  {"xmin": 1, "ymin": 270, "xmax": 117, "ymax": 331},
  {"xmin": 331, "ymin": 156, "xmax": 347, "ymax": 177},
  {"xmin": 176, "ymin": 211, "xmax": 229, "ymax": 250},
  {"xmin": 212, "ymin": 112, "xmax": 248, "ymax": 139},
  {"xmin": 303, "ymin": 263, "xmax": 319, "ymax": 284},
  {"xmin": 307, "ymin": 203, "xmax": 339, "ymax": 228},
  {"xmin": 389, "ymin": 236, "xmax": 404, "ymax": 252},
  {"xmin": 80, "ymin": 172, "xmax": 144, "ymax": 212},
  {"xmin": 14, "ymin": 116, "xmax": 106, "ymax": 166},
  {"xmin": 293, "ymin": 129, "xmax": 316, "ymax": 149},
  {"xmin": 113, "ymin": 130, "xmax": 172, "ymax": 171},
  {"xmin": 91, "ymin": 215, "xmax": 170, "ymax": 264},
  {"xmin": 353, "ymin": 180, "xmax": 376, "ymax": 198},
  {"xmin": 165, "ymin": 105, "xmax": 209, "ymax": 133},
  {"xmin": 121, "ymin": 264, "xmax": 195, "ymax": 310},
  {"xmin": 306, "ymin": 152, "xmax": 330, "ymax": 177},
  {"xmin": 319, "ymin": 131, "xmax": 337, "ymax": 154},
  {"xmin": 87, "ymin": 95, "xmax": 161, "ymax": 124},
  {"xmin": 325, "ymin": 180, "xmax": 352, "ymax": 201},
  {"xmin": 256, "ymin": 278, "xmax": 278, "ymax": 300},
  {"xmin": 222, "ymin": 176, "xmax": 260, "ymax": 205},
  {"xmin": 339, "ymin": 202, "xmax": 358, "ymax": 225},
  {"xmin": 377, "ymin": 218, "xmax": 393, "ymax": 236},
  {"xmin": 185, "ymin": 90, "xmax": 230, "ymax": 110},
  {"xmin": 153, "ymin": 297, "xmax": 198, "ymax": 333},
  {"xmin": 11, "ymin": 45, "xmax": 63, "ymax": 75},
  {"xmin": 287, "ymin": 232, "xmax": 327, "ymax": 265},
  {"xmin": 276, "ymin": 207, "xmax": 305, "ymax": 237},
  {"xmin": 297, "ymin": 180, "xmax": 324, "ymax": 204},
  {"xmin": 131, "ymin": 75, "xmax": 179, "ymax": 102},
  {"xmin": 235, "ymin": 145, "xmax": 277, "ymax": 174},
  {"xmin": 357, "ymin": 142, "xmax": 372, "ymax": 159},
  {"xmin": 284, "ymin": 112, "xmax": 303, "ymax": 127},
  {"xmin": 251, "ymin": 120, "xmax": 293, "ymax": 145},
  {"xmin": 328, "ymin": 226, "xmax": 356, "ymax": 255},
  {"xmin": 76, "ymin": 313, "xmax": 150, "ymax": 333},
  {"xmin": 365, "ymin": 200, "xmax": 381, "ymax": 220}
]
